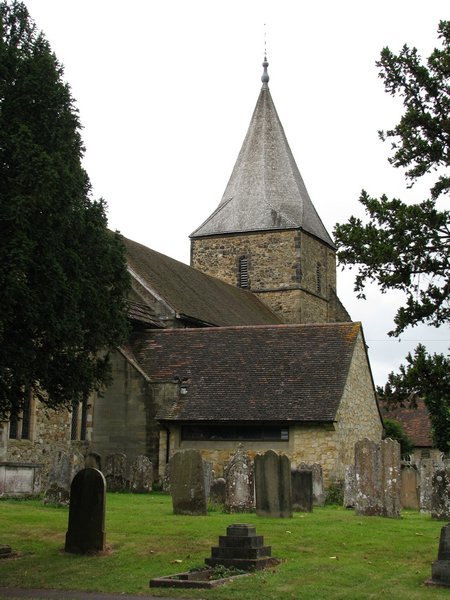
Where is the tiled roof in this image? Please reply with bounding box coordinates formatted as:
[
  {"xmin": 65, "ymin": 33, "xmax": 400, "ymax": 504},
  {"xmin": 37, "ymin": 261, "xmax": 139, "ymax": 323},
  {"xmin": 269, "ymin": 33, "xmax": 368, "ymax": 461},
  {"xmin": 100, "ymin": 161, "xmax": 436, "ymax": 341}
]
[
  {"xmin": 123, "ymin": 235, "xmax": 281, "ymax": 327},
  {"xmin": 190, "ymin": 81, "xmax": 334, "ymax": 248},
  {"xmin": 380, "ymin": 400, "xmax": 433, "ymax": 448},
  {"xmin": 127, "ymin": 300, "xmax": 163, "ymax": 329},
  {"xmin": 132, "ymin": 322, "xmax": 362, "ymax": 423}
]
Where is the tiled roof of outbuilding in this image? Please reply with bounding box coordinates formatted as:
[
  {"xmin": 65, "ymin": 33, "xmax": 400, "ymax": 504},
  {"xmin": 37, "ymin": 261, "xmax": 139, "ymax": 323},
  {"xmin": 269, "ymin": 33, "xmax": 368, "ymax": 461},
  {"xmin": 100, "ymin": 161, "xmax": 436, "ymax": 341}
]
[
  {"xmin": 132, "ymin": 322, "xmax": 362, "ymax": 423},
  {"xmin": 380, "ymin": 400, "xmax": 433, "ymax": 448},
  {"xmin": 123, "ymin": 236, "xmax": 280, "ymax": 327},
  {"xmin": 190, "ymin": 65, "xmax": 334, "ymax": 248}
]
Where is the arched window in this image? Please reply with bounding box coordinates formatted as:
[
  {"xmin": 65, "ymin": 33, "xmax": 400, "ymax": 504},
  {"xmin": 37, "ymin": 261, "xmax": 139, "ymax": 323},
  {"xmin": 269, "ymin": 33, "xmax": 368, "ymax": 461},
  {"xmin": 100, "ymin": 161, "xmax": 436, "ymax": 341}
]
[{"xmin": 239, "ymin": 256, "xmax": 250, "ymax": 288}]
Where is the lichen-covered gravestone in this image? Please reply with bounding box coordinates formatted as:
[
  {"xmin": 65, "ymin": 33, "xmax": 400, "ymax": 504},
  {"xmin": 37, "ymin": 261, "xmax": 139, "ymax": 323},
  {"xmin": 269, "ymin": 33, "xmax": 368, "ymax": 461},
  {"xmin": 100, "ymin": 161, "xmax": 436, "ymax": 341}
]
[
  {"xmin": 381, "ymin": 438, "xmax": 401, "ymax": 518},
  {"xmin": 344, "ymin": 465, "xmax": 356, "ymax": 508},
  {"xmin": 130, "ymin": 455, "xmax": 153, "ymax": 493},
  {"xmin": 65, "ymin": 468, "xmax": 106, "ymax": 554},
  {"xmin": 420, "ymin": 459, "xmax": 437, "ymax": 512},
  {"xmin": 43, "ymin": 450, "xmax": 84, "ymax": 506},
  {"xmin": 291, "ymin": 469, "xmax": 313, "ymax": 512},
  {"xmin": 431, "ymin": 469, "xmax": 450, "ymax": 521},
  {"xmin": 105, "ymin": 453, "xmax": 128, "ymax": 492},
  {"xmin": 224, "ymin": 446, "xmax": 254, "ymax": 513},
  {"xmin": 169, "ymin": 450, "xmax": 207, "ymax": 515},
  {"xmin": 355, "ymin": 439, "xmax": 383, "ymax": 516},
  {"xmin": 254, "ymin": 450, "xmax": 292, "ymax": 518}
]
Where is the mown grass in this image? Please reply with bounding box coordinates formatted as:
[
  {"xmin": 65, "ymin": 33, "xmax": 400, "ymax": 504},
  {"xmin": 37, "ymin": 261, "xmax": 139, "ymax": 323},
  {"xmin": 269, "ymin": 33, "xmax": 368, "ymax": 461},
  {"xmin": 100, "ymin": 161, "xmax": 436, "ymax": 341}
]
[{"xmin": 0, "ymin": 493, "xmax": 448, "ymax": 599}]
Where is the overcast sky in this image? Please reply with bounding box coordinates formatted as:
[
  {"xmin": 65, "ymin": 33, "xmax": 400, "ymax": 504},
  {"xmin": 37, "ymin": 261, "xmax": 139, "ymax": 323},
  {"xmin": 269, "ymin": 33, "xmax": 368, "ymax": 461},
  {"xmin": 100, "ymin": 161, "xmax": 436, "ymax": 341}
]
[{"xmin": 25, "ymin": 0, "xmax": 449, "ymax": 385}]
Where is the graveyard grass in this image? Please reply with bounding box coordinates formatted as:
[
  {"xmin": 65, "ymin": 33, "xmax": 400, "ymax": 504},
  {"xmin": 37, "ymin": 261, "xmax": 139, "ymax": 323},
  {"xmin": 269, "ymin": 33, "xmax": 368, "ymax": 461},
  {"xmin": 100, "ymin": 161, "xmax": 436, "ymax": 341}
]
[{"xmin": 0, "ymin": 493, "xmax": 447, "ymax": 599}]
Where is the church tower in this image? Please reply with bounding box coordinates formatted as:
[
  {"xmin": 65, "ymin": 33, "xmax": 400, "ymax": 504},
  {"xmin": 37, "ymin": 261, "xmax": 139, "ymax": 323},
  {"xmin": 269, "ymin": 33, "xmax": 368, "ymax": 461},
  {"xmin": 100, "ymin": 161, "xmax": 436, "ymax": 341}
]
[{"xmin": 190, "ymin": 58, "xmax": 349, "ymax": 324}]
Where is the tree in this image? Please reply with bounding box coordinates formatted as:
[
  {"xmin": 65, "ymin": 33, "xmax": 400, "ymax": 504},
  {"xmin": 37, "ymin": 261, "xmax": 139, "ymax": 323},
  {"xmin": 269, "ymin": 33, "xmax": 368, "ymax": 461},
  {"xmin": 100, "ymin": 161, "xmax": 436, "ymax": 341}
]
[
  {"xmin": 0, "ymin": 1, "xmax": 130, "ymax": 419},
  {"xmin": 378, "ymin": 345, "xmax": 449, "ymax": 454},
  {"xmin": 334, "ymin": 21, "xmax": 449, "ymax": 337}
]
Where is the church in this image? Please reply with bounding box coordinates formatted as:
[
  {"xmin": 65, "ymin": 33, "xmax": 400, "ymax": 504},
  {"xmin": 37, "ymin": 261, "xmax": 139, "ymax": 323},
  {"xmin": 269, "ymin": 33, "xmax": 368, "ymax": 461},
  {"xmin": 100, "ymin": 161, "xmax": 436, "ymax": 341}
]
[{"xmin": 0, "ymin": 58, "xmax": 383, "ymax": 495}]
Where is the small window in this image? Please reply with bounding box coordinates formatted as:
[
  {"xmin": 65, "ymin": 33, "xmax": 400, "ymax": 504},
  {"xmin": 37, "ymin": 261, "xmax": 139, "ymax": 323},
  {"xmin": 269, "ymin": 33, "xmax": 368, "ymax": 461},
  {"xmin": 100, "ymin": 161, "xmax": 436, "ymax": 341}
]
[
  {"xmin": 316, "ymin": 262, "xmax": 321, "ymax": 294},
  {"xmin": 238, "ymin": 256, "xmax": 249, "ymax": 289},
  {"xmin": 181, "ymin": 425, "xmax": 289, "ymax": 441}
]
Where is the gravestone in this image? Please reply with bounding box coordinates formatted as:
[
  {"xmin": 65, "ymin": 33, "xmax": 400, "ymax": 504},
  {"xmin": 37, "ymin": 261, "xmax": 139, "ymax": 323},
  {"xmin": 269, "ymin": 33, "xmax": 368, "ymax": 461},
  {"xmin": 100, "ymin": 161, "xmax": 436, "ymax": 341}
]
[
  {"xmin": 420, "ymin": 459, "xmax": 436, "ymax": 512},
  {"xmin": 354, "ymin": 439, "xmax": 383, "ymax": 516},
  {"xmin": 210, "ymin": 478, "xmax": 226, "ymax": 507},
  {"xmin": 291, "ymin": 469, "xmax": 313, "ymax": 512},
  {"xmin": 105, "ymin": 453, "xmax": 128, "ymax": 492},
  {"xmin": 431, "ymin": 469, "xmax": 450, "ymax": 521},
  {"xmin": 254, "ymin": 450, "xmax": 292, "ymax": 518},
  {"xmin": 169, "ymin": 450, "xmax": 207, "ymax": 515},
  {"xmin": 65, "ymin": 468, "xmax": 106, "ymax": 554},
  {"xmin": 344, "ymin": 465, "xmax": 356, "ymax": 508},
  {"xmin": 162, "ymin": 462, "xmax": 171, "ymax": 493},
  {"xmin": 43, "ymin": 450, "xmax": 84, "ymax": 506},
  {"xmin": 400, "ymin": 466, "xmax": 419, "ymax": 509},
  {"xmin": 204, "ymin": 461, "xmax": 213, "ymax": 503},
  {"xmin": 299, "ymin": 462, "xmax": 324, "ymax": 506},
  {"xmin": 85, "ymin": 452, "xmax": 102, "ymax": 470},
  {"xmin": 427, "ymin": 524, "xmax": 450, "ymax": 587},
  {"xmin": 224, "ymin": 446, "xmax": 254, "ymax": 513},
  {"xmin": 381, "ymin": 438, "xmax": 401, "ymax": 518},
  {"xmin": 129, "ymin": 455, "xmax": 153, "ymax": 493}
]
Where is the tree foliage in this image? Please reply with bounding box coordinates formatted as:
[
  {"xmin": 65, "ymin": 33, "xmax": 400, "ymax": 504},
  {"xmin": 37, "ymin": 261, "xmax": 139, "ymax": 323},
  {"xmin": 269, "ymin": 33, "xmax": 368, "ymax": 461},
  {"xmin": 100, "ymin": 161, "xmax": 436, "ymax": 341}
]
[
  {"xmin": 334, "ymin": 21, "xmax": 449, "ymax": 336},
  {"xmin": 0, "ymin": 1, "xmax": 130, "ymax": 419},
  {"xmin": 378, "ymin": 345, "xmax": 449, "ymax": 454},
  {"xmin": 382, "ymin": 418, "xmax": 415, "ymax": 458}
]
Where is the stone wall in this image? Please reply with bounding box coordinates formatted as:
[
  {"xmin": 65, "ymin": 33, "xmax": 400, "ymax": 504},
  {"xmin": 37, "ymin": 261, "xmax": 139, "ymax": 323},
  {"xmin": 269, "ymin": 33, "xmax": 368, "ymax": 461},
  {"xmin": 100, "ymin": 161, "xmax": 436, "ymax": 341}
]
[
  {"xmin": 90, "ymin": 350, "xmax": 159, "ymax": 477},
  {"xmin": 191, "ymin": 229, "xmax": 340, "ymax": 324},
  {"xmin": 1, "ymin": 399, "xmax": 88, "ymax": 489}
]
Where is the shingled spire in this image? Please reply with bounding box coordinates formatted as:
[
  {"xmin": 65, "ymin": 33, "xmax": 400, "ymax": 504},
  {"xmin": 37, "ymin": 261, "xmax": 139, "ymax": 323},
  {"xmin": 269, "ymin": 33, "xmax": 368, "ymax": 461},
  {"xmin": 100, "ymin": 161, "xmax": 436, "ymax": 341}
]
[{"xmin": 191, "ymin": 58, "xmax": 334, "ymax": 248}]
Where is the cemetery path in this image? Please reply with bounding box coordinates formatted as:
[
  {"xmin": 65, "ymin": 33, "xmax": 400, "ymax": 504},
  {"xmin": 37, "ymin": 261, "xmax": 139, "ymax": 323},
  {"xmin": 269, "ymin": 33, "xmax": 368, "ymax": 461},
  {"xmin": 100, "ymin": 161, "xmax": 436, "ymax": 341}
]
[{"xmin": 0, "ymin": 588, "xmax": 181, "ymax": 600}]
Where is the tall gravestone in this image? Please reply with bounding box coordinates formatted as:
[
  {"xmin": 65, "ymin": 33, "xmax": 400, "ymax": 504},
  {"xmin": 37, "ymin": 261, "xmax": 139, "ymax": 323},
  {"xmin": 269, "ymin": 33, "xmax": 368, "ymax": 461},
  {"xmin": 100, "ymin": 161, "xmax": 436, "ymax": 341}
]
[
  {"xmin": 420, "ymin": 459, "xmax": 436, "ymax": 512},
  {"xmin": 431, "ymin": 469, "xmax": 450, "ymax": 521},
  {"xmin": 355, "ymin": 439, "xmax": 383, "ymax": 516},
  {"xmin": 224, "ymin": 446, "xmax": 254, "ymax": 513},
  {"xmin": 169, "ymin": 450, "xmax": 207, "ymax": 515},
  {"xmin": 344, "ymin": 465, "xmax": 356, "ymax": 508},
  {"xmin": 105, "ymin": 453, "xmax": 128, "ymax": 492},
  {"xmin": 381, "ymin": 438, "xmax": 401, "ymax": 518},
  {"xmin": 65, "ymin": 468, "xmax": 106, "ymax": 554},
  {"xmin": 129, "ymin": 455, "xmax": 153, "ymax": 493},
  {"xmin": 254, "ymin": 450, "xmax": 292, "ymax": 518},
  {"xmin": 291, "ymin": 469, "xmax": 313, "ymax": 512},
  {"xmin": 299, "ymin": 462, "xmax": 324, "ymax": 506},
  {"xmin": 400, "ymin": 466, "xmax": 419, "ymax": 509}
]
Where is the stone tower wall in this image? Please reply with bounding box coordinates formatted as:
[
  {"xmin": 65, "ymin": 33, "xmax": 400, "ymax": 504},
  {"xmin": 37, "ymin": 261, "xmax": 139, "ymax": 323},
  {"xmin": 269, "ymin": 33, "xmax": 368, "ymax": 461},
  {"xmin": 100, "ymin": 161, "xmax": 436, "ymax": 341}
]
[{"xmin": 190, "ymin": 229, "xmax": 338, "ymax": 324}]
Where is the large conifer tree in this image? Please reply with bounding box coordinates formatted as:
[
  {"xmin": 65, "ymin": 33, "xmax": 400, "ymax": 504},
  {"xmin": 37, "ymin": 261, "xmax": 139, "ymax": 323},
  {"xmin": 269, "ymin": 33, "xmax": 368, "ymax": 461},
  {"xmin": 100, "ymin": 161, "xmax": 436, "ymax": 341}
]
[{"xmin": 0, "ymin": 1, "xmax": 130, "ymax": 418}]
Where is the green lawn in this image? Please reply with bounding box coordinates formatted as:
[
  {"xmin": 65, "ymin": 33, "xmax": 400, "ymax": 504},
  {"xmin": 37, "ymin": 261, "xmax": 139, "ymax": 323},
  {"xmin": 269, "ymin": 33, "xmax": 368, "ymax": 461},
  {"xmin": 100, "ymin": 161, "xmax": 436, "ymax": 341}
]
[{"xmin": 0, "ymin": 493, "xmax": 447, "ymax": 599}]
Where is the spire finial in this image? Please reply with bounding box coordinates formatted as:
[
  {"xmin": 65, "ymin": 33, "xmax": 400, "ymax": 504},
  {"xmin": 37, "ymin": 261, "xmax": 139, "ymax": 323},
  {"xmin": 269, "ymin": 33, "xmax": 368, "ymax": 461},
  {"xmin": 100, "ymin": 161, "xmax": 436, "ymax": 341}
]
[{"xmin": 261, "ymin": 24, "xmax": 269, "ymax": 88}]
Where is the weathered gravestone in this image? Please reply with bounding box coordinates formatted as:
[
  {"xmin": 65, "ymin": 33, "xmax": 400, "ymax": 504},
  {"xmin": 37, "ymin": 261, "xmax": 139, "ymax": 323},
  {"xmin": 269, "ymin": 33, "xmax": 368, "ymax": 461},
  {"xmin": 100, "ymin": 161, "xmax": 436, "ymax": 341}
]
[
  {"xmin": 431, "ymin": 469, "xmax": 450, "ymax": 521},
  {"xmin": 420, "ymin": 459, "xmax": 437, "ymax": 512},
  {"xmin": 344, "ymin": 465, "xmax": 356, "ymax": 508},
  {"xmin": 130, "ymin": 455, "xmax": 153, "ymax": 493},
  {"xmin": 224, "ymin": 446, "xmax": 254, "ymax": 513},
  {"xmin": 43, "ymin": 450, "xmax": 84, "ymax": 506},
  {"xmin": 354, "ymin": 438, "xmax": 401, "ymax": 518},
  {"xmin": 204, "ymin": 461, "xmax": 213, "ymax": 503},
  {"xmin": 354, "ymin": 439, "xmax": 383, "ymax": 516},
  {"xmin": 210, "ymin": 478, "xmax": 226, "ymax": 507},
  {"xmin": 169, "ymin": 450, "xmax": 207, "ymax": 515},
  {"xmin": 254, "ymin": 450, "xmax": 292, "ymax": 518},
  {"xmin": 299, "ymin": 462, "xmax": 324, "ymax": 506},
  {"xmin": 291, "ymin": 469, "xmax": 313, "ymax": 512},
  {"xmin": 427, "ymin": 523, "xmax": 450, "ymax": 587},
  {"xmin": 85, "ymin": 452, "xmax": 102, "ymax": 470},
  {"xmin": 381, "ymin": 438, "xmax": 401, "ymax": 518},
  {"xmin": 400, "ymin": 466, "xmax": 419, "ymax": 510},
  {"xmin": 105, "ymin": 453, "xmax": 128, "ymax": 492},
  {"xmin": 65, "ymin": 468, "xmax": 106, "ymax": 554},
  {"xmin": 162, "ymin": 462, "xmax": 171, "ymax": 493}
]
